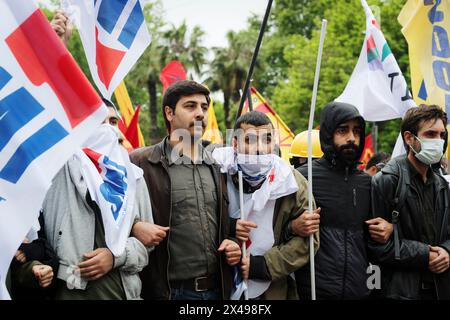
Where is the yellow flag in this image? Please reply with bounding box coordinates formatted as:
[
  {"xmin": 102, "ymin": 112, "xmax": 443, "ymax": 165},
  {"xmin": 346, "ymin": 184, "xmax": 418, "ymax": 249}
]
[
  {"xmin": 202, "ymin": 101, "xmax": 223, "ymax": 144},
  {"xmin": 242, "ymin": 87, "xmax": 295, "ymax": 162},
  {"xmin": 398, "ymin": 0, "xmax": 450, "ymax": 110},
  {"xmin": 398, "ymin": 0, "xmax": 450, "ymax": 156},
  {"xmin": 114, "ymin": 81, "xmax": 145, "ymax": 147}
]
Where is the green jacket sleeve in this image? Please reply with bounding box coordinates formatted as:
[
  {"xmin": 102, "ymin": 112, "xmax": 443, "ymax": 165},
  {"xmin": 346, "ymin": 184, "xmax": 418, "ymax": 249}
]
[
  {"xmin": 264, "ymin": 170, "xmax": 320, "ymax": 281},
  {"xmin": 12, "ymin": 261, "xmax": 42, "ymax": 289}
]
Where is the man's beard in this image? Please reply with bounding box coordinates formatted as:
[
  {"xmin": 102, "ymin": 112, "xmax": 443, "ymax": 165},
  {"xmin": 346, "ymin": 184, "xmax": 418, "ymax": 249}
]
[{"xmin": 336, "ymin": 143, "xmax": 359, "ymax": 163}]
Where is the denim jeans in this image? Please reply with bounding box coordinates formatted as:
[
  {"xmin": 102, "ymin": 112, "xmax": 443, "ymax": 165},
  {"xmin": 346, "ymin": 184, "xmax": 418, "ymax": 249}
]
[{"xmin": 170, "ymin": 288, "xmax": 220, "ymax": 300}]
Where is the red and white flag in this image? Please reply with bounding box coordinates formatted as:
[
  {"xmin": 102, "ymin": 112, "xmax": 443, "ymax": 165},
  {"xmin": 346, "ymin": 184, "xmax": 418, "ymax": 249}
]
[{"xmin": 0, "ymin": 0, "xmax": 107, "ymax": 299}]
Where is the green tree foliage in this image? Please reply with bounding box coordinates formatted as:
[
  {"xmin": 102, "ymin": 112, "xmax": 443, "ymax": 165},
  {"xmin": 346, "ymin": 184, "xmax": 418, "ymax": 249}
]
[
  {"xmin": 256, "ymin": 0, "xmax": 410, "ymax": 153},
  {"xmin": 206, "ymin": 27, "xmax": 256, "ymax": 128},
  {"xmin": 128, "ymin": 4, "xmax": 208, "ymax": 144},
  {"xmin": 272, "ymin": 0, "xmax": 329, "ymax": 38},
  {"xmin": 40, "ymin": 0, "xmax": 411, "ymax": 153},
  {"xmin": 271, "ymin": 0, "xmax": 364, "ymax": 132},
  {"xmin": 160, "ymin": 22, "xmax": 208, "ymax": 77}
]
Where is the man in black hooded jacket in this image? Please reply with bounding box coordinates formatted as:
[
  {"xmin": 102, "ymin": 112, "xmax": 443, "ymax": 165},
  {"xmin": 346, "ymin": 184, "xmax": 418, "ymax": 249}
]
[{"xmin": 291, "ymin": 101, "xmax": 391, "ymax": 299}]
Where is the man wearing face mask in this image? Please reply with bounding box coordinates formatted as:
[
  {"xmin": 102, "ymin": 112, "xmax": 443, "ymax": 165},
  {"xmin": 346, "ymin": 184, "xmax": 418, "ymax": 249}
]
[
  {"xmin": 369, "ymin": 104, "xmax": 450, "ymax": 300},
  {"xmin": 101, "ymin": 98, "xmax": 134, "ymax": 152},
  {"xmin": 212, "ymin": 111, "xmax": 318, "ymax": 300},
  {"xmin": 292, "ymin": 102, "xmax": 392, "ymax": 299},
  {"xmin": 40, "ymin": 120, "xmax": 160, "ymax": 299}
]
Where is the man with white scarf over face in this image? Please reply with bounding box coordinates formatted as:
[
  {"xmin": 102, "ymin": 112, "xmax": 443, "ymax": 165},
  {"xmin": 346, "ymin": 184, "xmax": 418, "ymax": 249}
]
[
  {"xmin": 212, "ymin": 111, "xmax": 319, "ymax": 300},
  {"xmin": 40, "ymin": 121, "xmax": 159, "ymax": 300}
]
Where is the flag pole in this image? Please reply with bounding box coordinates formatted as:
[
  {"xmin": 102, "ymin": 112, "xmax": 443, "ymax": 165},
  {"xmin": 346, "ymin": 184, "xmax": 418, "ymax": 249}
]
[
  {"xmin": 238, "ymin": 171, "xmax": 249, "ymax": 300},
  {"xmin": 371, "ymin": 4, "xmax": 380, "ymax": 155},
  {"xmin": 372, "ymin": 122, "xmax": 378, "ymax": 153},
  {"xmin": 234, "ymin": 0, "xmax": 273, "ymax": 123},
  {"xmin": 307, "ymin": 19, "xmax": 327, "ymax": 301},
  {"xmin": 247, "ymin": 88, "xmax": 254, "ymax": 112}
]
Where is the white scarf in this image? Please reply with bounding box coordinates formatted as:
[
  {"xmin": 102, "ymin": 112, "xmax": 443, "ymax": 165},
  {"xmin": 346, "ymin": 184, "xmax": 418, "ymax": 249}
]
[
  {"xmin": 74, "ymin": 124, "xmax": 143, "ymax": 256},
  {"xmin": 212, "ymin": 147, "xmax": 298, "ymax": 298}
]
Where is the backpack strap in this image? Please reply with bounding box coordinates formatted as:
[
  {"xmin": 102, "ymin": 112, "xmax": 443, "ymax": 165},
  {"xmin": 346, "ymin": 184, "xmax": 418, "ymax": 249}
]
[{"xmin": 390, "ymin": 162, "xmax": 408, "ymax": 260}]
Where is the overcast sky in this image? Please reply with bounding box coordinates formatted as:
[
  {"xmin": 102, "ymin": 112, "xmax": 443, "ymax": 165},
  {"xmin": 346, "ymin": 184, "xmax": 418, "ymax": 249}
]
[
  {"xmin": 37, "ymin": 0, "xmax": 268, "ymax": 48},
  {"xmin": 161, "ymin": 0, "xmax": 267, "ymax": 48}
]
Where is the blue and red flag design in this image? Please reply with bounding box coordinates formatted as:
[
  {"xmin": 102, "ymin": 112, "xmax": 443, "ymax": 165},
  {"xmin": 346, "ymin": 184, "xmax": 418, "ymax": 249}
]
[
  {"xmin": 62, "ymin": 0, "xmax": 151, "ymax": 99},
  {"xmin": 0, "ymin": 0, "xmax": 107, "ymax": 299}
]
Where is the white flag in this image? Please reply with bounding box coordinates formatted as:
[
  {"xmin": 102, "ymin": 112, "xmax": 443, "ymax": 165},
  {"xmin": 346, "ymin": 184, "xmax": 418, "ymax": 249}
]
[
  {"xmin": 75, "ymin": 125, "xmax": 143, "ymax": 256},
  {"xmin": 62, "ymin": 0, "xmax": 151, "ymax": 99},
  {"xmin": 336, "ymin": 0, "xmax": 415, "ymax": 121},
  {"xmin": 0, "ymin": 0, "xmax": 107, "ymax": 299}
]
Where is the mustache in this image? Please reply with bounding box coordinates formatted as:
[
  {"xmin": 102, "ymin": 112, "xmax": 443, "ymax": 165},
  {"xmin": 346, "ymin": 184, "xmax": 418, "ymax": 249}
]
[
  {"xmin": 338, "ymin": 143, "xmax": 358, "ymax": 152},
  {"xmin": 189, "ymin": 121, "xmax": 206, "ymax": 128}
]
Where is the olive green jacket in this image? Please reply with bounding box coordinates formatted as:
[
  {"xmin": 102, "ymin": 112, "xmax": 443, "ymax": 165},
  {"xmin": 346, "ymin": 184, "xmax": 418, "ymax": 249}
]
[{"xmin": 261, "ymin": 169, "xmax": 319, "ymax": 300}]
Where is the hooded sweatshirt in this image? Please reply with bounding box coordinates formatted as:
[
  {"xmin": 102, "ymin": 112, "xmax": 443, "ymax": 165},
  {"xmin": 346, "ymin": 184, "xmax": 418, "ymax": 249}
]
[{"xmin": 295, "ymin": 102, "xmax": 371, "ymax": 300}]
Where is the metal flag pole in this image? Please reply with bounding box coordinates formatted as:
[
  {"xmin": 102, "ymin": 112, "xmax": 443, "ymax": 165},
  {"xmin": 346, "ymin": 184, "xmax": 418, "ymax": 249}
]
[
  {"xmin": 307, "ymin": 19, "xmax": 327, "ymax": 301},
  {"xmin": 238, "ymin": 171, "xmax": 249, "ymax": 300},
  {"xmin": 234, "ymin": 0, "xmax": 273, "ymax": 123}
]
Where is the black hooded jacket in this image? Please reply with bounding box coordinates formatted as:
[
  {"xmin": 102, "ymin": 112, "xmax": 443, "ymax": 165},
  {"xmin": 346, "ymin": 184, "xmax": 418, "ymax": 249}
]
[{"xmin": 295, "ymin": 102, "xmax": 371, "ymax": 299}]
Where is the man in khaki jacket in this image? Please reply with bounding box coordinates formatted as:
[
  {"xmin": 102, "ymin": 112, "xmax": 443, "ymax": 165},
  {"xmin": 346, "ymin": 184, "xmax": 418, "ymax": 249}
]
[{"xmin": 212, "ymin": 111, "xmax": 319, "ymax": 300}]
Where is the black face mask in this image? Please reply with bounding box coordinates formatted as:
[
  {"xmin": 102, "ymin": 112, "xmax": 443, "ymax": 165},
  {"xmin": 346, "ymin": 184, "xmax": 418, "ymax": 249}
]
[
  {"xmin": 336, "ymin": 143, "xmax": 359, "ymax": 164},
  {"xmin": 289, "ymin": 157, "xmax": 306, "ymax": 169}
]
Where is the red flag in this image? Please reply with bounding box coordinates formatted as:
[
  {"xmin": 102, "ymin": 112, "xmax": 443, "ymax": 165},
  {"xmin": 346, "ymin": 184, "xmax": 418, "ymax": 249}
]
[
  {"xmin": 359, "ymin": 133, "xmax": 375, "ymax": 170},
  {"xmin": 160, "ymin": 61, "xmax": 187, "ymax": 92},
  {"xmin": 118, "ymin": 117, "xmax": 128, "ymax": 136},
  {"xmin": 125, "ymin": 105, "xmax": 142, "ymax": 149}
]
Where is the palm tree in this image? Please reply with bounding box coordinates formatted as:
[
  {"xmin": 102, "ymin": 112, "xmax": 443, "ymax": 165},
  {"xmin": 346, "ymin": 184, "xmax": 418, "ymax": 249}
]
[
  {"xmin": 129, "ymin": 18, "xmax": 207, "ymax": 144},
  {"xmin": 129, "ymin": 32, "xmax": 166, "ymax": 144},
  {"xmin": 161, "ymin": 21, "xmax": 208, "ymax": 77},
  {"xmin": 207, "ymin": 30, "xmax": 254, "ymax": 129}
]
